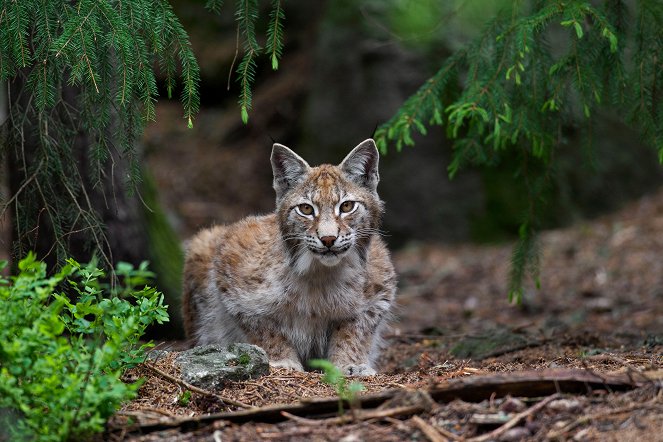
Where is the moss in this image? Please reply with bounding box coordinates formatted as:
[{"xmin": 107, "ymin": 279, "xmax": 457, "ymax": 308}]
[{"xmin": 238, "ymin": 352, "xmax": 252, "ymax": 366}]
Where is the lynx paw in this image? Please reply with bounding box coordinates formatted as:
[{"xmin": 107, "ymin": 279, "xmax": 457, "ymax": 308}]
[
  {"xmin": 270, "ymin": 358, "xmax": 304, "ymax": 372},
  {"xmin": 342, "ymin": 364, "xmax": 376, "ymax": 377}
]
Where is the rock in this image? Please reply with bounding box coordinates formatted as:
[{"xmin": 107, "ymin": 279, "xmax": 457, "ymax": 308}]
[{"xmin": 175, "ymin": 343, "xmax": 269, "ymax": 390}]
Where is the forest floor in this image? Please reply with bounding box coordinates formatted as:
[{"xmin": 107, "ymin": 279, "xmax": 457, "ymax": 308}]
[
  {"xmin": 108, "ymin": 104, "xmax": 662, "ymax": 440},
  {"xmin": 0, "ymin": 57, "xmax": 658, "ymax": 438}
]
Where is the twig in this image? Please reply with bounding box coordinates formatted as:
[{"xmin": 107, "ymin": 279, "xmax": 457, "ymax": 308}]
[
  {"xmin": 279, "ymin": 411, "xmax": 326, "ymax": 425},
  {"xmin": 547, "ymin": 401, "xmax": 663, "ymax": 439},
  {"xmin": 411, "ymin": 415, "xmax": 449, "ymax": 442},
  {"xmin": 144, "ymin": 362, "xmax": 254, "ymax": 410},
  {"xmin": 431, "ymin": 424, "xmax": 464, "ymax": 441},
  {"xmin": 467, "ymin": 393, "xmax": 560, "ymax": 442},
  {"xmin": 227, "ymin": 24, "xmax": 240, "ymax": 91},
  {"xmin": 280, "ymin": 404, "xmax": 424, "ymax": 426},
  {"xmin": 117, "ymin": 408, "xmax": 178, "ymax": 418}
]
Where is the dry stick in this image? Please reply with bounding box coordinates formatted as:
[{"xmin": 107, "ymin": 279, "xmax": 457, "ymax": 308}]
[
  {"xmin": 467, "ymin": 393, "xmax": 561, "ymax": 442},
  {"xmin": 411, "ymin": 415, "xmax": 449, "ymax": 442},
  {"xmin": 144, "ymin": 363, "xmax": 254, "ymax": 410},
  {"xmin": 547, "ymin": 402, "xmax": 663, "ymax": 439},
  {"xmin": 280, "ymin": 404, "xmax": 424, "ymax": 426},
  {"xmin": 118, "ymin": 408, "xmax": 178, "ymax": 419}
]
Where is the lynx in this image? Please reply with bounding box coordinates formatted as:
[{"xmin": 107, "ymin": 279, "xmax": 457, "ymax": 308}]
[{"xmin": 182, "ymin": 139, "xmax": 396, "ymax": 376}]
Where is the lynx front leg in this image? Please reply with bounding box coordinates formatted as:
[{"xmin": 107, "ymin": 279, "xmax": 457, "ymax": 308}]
[
  {"xmin": 327, "ymin": 313, "xmax": 386, "ymax": 376},
  {"xmin": 242, "ymin": 321, "xmax": 304, "ymax": 371}
]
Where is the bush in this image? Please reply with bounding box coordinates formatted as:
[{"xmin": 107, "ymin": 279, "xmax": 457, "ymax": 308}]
[{"xmin": 0, "ymin": 253, "xmax": 169, "ymax": 441}]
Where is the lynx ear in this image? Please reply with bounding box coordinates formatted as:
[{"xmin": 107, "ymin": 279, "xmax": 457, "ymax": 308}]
[
  {"xmin": 271, "ymin": 143, "xmax": 310, "ymax": 202},
  {"xmin": 340, "ymin": 139, "xmax": 380, "ymax": 192}
]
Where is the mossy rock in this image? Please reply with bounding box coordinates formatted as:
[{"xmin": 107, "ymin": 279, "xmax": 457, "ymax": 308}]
[{"xmin": 175, "ymin": 343, "xmax": 269, "ymax": 390}]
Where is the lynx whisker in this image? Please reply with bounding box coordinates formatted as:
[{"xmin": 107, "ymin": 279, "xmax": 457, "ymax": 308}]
[
  {"xmin": 282, "ymin": 234, "xmax": 308, "ymax": 242},
  {"xmin": 355, "ymin": 227, "xmax": 390, "ymax": 237}
]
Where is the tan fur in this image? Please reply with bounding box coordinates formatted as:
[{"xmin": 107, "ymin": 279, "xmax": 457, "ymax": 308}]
[{"xmin": 182, "ymin": 139, "xmax": 396, "ymax": 375}]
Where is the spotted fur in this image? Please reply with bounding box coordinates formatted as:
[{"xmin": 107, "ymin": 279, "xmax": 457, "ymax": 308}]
[{"xmin": 182, "ymin": 139, "xmax": 396, "ymax": 376}]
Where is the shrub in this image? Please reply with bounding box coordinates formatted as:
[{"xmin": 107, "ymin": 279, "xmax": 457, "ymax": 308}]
[{"xmin": 0, "ymin": 253, "xmax": 169, "ymax": 441}]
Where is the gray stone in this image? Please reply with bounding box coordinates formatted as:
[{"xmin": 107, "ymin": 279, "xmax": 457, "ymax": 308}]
[{"xmin": 175, "ymin": 343, "xmax": 269, "ymax": 390}]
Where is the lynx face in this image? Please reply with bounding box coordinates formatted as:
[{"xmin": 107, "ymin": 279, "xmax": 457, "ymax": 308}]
[{"xmin": 271, "ymin": 140, "xmax": 383, "ymax": 271}]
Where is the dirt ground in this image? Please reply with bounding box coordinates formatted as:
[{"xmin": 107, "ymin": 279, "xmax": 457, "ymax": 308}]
[{"xmin": 107, "ymin": 104, "xmax": 663, "ymax": 441}]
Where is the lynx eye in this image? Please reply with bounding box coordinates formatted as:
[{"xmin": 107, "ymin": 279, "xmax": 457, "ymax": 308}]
[
  {"xmin": 296, "ymin": 203, "xmax": 314, "ymax": 216},
  {"xmin": 340, "ymin": 201, "xmax": 356, "ymax": 213}
]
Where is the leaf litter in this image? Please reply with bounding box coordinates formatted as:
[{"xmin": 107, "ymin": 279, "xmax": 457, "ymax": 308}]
[{"xmin": 108, "ymin": 186, "xmax": 663, "ymax": 441}]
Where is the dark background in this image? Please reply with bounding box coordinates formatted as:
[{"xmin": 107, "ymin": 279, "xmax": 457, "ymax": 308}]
[{"xmin": 143, "ymin": 0, "xmax": 663, "ymax": 252}]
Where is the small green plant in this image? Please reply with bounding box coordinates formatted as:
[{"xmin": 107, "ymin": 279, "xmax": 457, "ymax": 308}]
[
  {"xmin": 0, "ymin": 253, "xmax": 169, "ymax": 441},
  {"xmin": 238, "ymin": 353, "xmax": 252, "ymax": 366},
  {"xmin": 178, "ymin": 390, "xmax": 192, "ymax": 407},
  {"xmin": 308, "ymin": 359, "xmax": 365, "ymax": 416}
]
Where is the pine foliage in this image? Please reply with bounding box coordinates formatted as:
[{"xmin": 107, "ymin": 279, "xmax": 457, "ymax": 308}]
[
  {"xmin": 370, "ymin": 0, "xmax": 663, "ymax": 301},
  {"xmin": 0, "ymin": 0, "xmax": 200, "ymax": 265},
  {"xmin": 207, "ymin": 0, "xmax": 286, "ymax": 123},
  {"xmin": 266, "ymin": 0, "xmax": 286, "ymax": 71}
]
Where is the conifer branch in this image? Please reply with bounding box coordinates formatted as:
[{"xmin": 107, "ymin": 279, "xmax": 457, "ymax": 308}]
[
  {"xmin": 205, "ymin": 0, "xmax": 225, "ymax": 15},
  {"xmin": 374, "ymin": 0, "xmax": 661, "ymax": 298},
  {"xmin": 266, "ymin": 0, "xmax": 285, "ymax": 71},
  {"xmin": 1, "ymin": 0, "xmax": 201, "ymax": 266},
  {"xmin": 234, "ymin": 0, "xmax": 260, "ymax": 123}
]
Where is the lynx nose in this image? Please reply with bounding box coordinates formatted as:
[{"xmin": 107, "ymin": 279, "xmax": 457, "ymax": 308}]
[{"xmin": 319, "ymin": 236, "xmax": 337, "ymax": 248}]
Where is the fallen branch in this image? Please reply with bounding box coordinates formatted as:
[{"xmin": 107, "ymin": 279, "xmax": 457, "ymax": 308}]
[
  {"xmin": 281, "ymin": 404, "xmax": 424, "ymax": 426},
  {"xmin": 144, "ymin": 362, "xmax": 254, "ymax": 410},
  {"xmin": 112, "ymin": 368, "xmax": 659, "ymax": 436},
  {"xmin": 467, "ymin": 393, "xmax": 560, "ymax": 442},
  {"xmin": 428, "ymin": 369, "xmax": 655, "ymax": 402}
]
